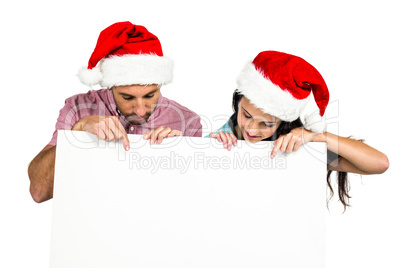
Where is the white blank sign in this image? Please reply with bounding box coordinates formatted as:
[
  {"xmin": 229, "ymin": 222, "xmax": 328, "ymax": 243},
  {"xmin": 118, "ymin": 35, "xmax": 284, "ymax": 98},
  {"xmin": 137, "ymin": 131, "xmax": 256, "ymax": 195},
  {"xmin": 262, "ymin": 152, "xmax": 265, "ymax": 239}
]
[{"xmin": 50, "ymin": 130, "xmax": 327, "ymax": 268}]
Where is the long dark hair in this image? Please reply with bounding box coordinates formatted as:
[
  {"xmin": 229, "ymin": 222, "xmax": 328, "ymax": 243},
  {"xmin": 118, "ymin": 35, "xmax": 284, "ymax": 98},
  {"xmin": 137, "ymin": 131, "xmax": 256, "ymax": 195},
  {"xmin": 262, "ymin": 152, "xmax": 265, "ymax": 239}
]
[{"xmin": 229, "ymin": 90, "xmax": 351, "ymax": 210}]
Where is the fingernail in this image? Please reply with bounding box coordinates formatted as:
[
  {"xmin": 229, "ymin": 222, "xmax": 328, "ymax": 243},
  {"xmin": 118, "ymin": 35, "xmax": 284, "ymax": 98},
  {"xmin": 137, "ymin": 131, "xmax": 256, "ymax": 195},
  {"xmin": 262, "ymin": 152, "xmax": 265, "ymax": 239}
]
[
  {"xmin": 223, "ymin": 144, "xmax": 227, "ymax": 148},
  {"xmin": 143, "ymin": 134, "xmax": 149, "ymax": 139},
  {"xmin": 125, "ymin": 145, "xmax": 130, "ymax": 151}
]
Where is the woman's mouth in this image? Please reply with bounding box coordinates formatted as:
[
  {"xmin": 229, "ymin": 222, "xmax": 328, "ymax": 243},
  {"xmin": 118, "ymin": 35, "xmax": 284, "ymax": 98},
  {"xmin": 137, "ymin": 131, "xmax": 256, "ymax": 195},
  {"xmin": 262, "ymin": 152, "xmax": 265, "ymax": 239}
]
[{"xmin": 245, "ymin": 130, "xmax": 260, "ymax": 139}]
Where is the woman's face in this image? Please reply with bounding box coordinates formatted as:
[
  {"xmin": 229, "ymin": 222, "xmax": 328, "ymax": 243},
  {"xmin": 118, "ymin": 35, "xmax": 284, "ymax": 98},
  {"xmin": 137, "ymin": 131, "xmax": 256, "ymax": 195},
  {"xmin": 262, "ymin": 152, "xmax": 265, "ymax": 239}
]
[{"xmin": 237, "ymin": 97, "xmax": 282, "ymax": 143}]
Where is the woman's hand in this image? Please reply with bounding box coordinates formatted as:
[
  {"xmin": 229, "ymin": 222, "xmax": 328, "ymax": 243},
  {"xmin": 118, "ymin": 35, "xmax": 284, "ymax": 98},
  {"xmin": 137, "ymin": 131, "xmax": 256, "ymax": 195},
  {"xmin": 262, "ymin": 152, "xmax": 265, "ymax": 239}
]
[
  {"xmin": 270, "ymin": 127, "xmax": 316, "ymax": 158},
  {"xmin": 143, "ymin": 126, "xmax": 183, "ymax": 144},
  {"xmin": 209, "ymin": 131, "xmax": 237, "ymax": 151}
]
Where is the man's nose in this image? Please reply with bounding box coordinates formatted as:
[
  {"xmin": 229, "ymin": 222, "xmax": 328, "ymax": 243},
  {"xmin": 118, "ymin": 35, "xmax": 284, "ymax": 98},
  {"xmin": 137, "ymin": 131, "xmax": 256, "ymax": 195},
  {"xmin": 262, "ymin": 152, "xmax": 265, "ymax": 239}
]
[{"xmin": 133, "ymin": 99, "xmax": 147, "ymax": 116}]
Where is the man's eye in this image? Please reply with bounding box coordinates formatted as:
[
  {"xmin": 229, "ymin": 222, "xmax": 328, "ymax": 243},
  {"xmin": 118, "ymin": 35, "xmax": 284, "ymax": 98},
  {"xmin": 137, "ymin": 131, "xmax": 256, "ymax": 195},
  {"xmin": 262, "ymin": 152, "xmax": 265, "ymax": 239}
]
[
  {"xmin": 144, "ymin": 94, "xmax": 155, "ymax": 99},
  {"xmin": 123, "ymin": 96, "xmax": 133, "ymax": 100}
]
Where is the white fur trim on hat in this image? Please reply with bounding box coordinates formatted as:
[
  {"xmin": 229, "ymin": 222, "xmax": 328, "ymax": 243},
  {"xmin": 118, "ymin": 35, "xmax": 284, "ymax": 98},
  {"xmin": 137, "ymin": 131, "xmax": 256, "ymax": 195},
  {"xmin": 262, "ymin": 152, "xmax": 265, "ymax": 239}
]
[
  {"xmin": 77, "ymin": 65, "xmax": 103, "ymax": 87},
  {"xmin": 100, "ymin": 54, "xmax": 173, "ymax": 87},
  {"xmin": 77, "ymin": 54, "xmax": 174, "ymax": 88},
  {"xmin": 236, "ymin": 61, "xmax": 310, "ymax": 122},
  {"xmin": 304, "ymin": 112, "xmax": 326, "ymax": 133}
]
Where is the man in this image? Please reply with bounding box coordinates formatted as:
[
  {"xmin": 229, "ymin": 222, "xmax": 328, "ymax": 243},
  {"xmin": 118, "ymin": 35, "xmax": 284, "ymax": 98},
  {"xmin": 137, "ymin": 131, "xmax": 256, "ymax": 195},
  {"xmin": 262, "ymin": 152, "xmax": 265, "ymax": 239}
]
[{"xmin": 28, "ymin": 21, "xmax": 202, "ymax": 203}]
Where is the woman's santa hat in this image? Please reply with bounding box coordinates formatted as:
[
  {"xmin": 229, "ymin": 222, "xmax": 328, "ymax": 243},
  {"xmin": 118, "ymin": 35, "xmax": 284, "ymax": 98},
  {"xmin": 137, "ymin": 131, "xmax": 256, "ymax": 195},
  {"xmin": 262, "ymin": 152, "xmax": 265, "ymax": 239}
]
[
  {"xmin": 77, "ymin": 21, "xmax": 173, "ymax": 88},
  {"xmin": 236, "ymin": 51, "xmax": 330, "ymax": 133}
]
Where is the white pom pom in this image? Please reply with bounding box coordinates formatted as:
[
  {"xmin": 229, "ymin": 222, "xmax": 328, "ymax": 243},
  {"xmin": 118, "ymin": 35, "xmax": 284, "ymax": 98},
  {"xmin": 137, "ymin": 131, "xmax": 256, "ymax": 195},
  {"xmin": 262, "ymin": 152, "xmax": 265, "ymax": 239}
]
[
  {"xmin": 304, "ymin": 112, "xmax": 326, "ymax": 133},
  {"xmin": 76, "ymin": 66, "xmax": 103, "ymax": 87}
]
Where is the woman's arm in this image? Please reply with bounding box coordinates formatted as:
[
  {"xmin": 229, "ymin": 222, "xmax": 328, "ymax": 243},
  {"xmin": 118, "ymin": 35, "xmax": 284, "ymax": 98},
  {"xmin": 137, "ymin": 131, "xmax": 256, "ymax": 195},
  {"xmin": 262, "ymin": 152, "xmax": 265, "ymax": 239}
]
[
  {"xmin": 313, "ymin": 132, "xmax": 389, "ymax": 174},
  {"xmin": 271, "ymin": 128, "xmax": 389, "ymax": 175}
]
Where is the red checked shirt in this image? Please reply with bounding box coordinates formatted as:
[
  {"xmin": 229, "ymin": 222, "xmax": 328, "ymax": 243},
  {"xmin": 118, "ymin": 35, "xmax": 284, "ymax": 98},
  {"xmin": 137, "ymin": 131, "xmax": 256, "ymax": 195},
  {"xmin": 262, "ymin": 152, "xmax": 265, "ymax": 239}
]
[{"xmin": 48, "ymin": 88, "xmax": 202, "ymax": 146}]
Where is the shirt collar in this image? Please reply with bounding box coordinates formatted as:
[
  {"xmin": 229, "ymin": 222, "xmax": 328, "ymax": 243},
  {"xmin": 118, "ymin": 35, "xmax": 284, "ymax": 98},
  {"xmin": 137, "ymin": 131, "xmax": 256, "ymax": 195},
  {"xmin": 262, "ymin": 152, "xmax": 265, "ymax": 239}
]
[{"xmin": 147, "ymin": 93, "xmax": 167, "ymax": 122}]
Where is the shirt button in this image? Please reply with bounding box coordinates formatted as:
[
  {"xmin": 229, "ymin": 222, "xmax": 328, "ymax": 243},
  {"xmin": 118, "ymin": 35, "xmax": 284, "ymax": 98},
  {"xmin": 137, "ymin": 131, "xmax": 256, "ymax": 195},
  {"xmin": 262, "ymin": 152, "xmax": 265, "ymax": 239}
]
[{"xmin": 130, "ymin": 126, "xmax": 134, "ymax": 131}]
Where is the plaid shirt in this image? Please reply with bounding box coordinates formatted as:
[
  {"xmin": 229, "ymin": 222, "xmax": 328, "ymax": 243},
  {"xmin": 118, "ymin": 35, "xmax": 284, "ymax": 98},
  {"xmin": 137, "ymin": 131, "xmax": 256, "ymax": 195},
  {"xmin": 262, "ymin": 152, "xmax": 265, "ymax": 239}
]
[{"xmin": 49, "ymin": 88, "xmax": 202, "ymax": 145}]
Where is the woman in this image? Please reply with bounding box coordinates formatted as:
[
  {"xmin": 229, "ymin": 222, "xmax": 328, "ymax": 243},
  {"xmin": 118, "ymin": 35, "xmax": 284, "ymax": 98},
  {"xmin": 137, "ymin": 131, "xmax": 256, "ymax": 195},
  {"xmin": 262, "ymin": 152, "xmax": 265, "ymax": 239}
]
[{"xmin": 209, "ymin": 51, "xmax": 389, "ymax": 210}]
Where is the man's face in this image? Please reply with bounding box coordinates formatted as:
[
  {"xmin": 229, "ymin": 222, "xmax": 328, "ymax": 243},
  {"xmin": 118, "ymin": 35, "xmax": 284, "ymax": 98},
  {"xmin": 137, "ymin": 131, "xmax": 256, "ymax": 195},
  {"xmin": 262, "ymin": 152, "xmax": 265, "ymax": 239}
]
[{"xmin": 112, "ymin": 84, "xmax": 161, "ymax": 125}]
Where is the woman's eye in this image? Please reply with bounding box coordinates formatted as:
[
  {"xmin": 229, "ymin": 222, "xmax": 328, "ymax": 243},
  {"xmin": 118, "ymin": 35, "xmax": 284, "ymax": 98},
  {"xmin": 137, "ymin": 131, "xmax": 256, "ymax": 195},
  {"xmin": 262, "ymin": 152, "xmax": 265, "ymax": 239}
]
[
  {"xmin": 243, "ymin": 113, "xmax": 251, "ymax": 119},
  {"xmin": 264, "ymin": 123, "xmax": 275, "ymax": 128}
]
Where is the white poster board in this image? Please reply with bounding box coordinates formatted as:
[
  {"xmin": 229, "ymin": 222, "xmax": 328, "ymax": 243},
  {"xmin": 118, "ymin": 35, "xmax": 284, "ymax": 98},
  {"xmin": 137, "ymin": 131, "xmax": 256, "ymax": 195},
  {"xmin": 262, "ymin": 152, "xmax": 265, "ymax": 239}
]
[{"xmin": 50, "ymin": 130, "xmax": 327, "ymax": 268}]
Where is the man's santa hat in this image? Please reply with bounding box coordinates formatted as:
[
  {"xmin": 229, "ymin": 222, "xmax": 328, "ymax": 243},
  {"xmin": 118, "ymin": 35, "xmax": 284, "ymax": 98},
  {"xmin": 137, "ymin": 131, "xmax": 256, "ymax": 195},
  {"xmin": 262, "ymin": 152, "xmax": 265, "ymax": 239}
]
[
  {"xmin": 236, "ymin": 51, "xmax": 330, "ymax": 133},
  {"xmin": 77, "ymin": 21, "xmax": 173, "ymax": 88}
]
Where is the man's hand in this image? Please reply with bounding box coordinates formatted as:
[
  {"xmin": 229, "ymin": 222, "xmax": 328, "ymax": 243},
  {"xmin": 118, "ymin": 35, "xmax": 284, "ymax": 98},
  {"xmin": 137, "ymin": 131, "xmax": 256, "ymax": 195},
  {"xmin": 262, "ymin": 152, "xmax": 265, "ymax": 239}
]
[
  {"xmin": 143, "ymin": 126, "xmax": 183, "ymax": 144},
  {"xmin": 72, "ymin": 116, "xmax": 130, "ymax": 151},
  {"xmin": 209, "ymin": 131, "xmax": 238, "ymax": 151}
]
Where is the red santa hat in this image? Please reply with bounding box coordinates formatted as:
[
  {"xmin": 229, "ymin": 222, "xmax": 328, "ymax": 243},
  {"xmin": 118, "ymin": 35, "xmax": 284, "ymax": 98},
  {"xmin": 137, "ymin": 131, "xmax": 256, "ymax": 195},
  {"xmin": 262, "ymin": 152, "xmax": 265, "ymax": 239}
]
[
  {"xmin": 77, "ymin": 21, "xmax": 173, "ymax": 88},
  {"xmin": 236, "ymin": 51, "xmax": 330, "ymax": 133}
]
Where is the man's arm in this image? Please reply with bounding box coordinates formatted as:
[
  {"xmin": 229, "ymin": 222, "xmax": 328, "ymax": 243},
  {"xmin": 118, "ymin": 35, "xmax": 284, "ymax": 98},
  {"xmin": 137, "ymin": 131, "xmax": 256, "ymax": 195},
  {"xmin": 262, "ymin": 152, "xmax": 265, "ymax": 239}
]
[
  {"xmin": 28, "ymin": 115, "xmax": 132, "ymax": 203},
  {"xmin": 28, "ymin": 145, "xmax": 56, "ymax": 203}
]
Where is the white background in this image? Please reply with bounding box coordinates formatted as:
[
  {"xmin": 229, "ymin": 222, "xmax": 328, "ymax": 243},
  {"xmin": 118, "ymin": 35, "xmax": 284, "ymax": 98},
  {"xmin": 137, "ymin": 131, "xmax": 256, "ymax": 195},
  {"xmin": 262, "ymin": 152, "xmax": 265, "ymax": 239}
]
[{"xmin": 0, "ymin": 0, "xmax": 400, "ymax": 267}]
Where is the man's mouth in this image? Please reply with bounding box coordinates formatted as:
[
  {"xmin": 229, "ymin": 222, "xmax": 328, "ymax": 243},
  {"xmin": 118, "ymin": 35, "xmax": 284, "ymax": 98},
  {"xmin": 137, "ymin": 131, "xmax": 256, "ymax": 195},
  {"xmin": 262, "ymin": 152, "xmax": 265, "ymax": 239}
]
[{"xmin": 126, "ymin": 114, "xmax": 149, "ymax": 124}]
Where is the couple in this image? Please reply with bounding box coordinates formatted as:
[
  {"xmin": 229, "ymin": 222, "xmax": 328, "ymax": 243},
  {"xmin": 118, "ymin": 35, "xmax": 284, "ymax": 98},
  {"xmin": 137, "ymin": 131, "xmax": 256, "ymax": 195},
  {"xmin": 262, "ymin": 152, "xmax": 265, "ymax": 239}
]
[{"xmin": 28, "ymin": 21, "xmax": 388, "ymax": 209}]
